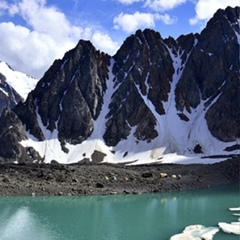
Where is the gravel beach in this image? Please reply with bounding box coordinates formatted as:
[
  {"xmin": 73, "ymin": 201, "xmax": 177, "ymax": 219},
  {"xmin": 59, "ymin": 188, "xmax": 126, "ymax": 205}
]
[{"xmin": 0, "ymin": 157, "xmax": 239, "ymax": 196}]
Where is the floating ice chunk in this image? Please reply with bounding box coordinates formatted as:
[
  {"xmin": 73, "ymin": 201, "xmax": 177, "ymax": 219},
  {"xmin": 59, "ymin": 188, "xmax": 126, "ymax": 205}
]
[
  {"xmin": 229, "ymin": 207, "xmax": 240, "ymax": 211},
  {"xmin": 231, "ymin": 222, "xmax": 240, "ymax": 225},
  {"xmin": 218, "ymin": 207, "xmax": 240, "ymax": 235},
  {"xmin": 218, "ymin": 222, "xmax": 240, "ymax": 235},
  {"xmin": 170, "ymin": 225, "xmax": 219, "ymax": 240},
  {"xmin": 170, "ymin": 233, "xmax": 201, "ymax": 239}
]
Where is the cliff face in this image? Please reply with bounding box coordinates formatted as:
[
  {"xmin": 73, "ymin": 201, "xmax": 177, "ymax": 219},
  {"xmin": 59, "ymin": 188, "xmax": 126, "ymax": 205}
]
[
  {"xmin": 174, "ymin": 6, "xmax": 240, "ymax": 142},
  {"xmin": 14, "ymin": 41, "xmax": 110, "ymax": 146},
  {"xmin": 0, "ymin": 73, "xmax": 22, "ymax": 114},
  {"xmin": 0, "ymin": 6, "xmax": 239, "ymax": 163}
]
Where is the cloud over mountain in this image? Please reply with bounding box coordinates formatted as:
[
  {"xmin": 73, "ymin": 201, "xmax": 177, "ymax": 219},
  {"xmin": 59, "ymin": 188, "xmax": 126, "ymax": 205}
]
[
  {"xmin": 0, "ymin": 0, "xmax": 119, "ymax": 78},
  {"xmin": 0, "ymin": 0, "xmax": 238, "ymax": 79}
]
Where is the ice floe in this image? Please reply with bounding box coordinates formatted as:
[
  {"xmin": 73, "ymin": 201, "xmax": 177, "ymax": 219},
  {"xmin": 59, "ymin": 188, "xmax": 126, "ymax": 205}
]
[
  {"xmin": 230, "ymin": 207, "xmax": 240, "ymax": 211},
  {"xmin": 170, "ymin": 225, "xmax": 219, "ymax": 240},
  {"xmin": 218, "ymin": 207, "xmax": 240, "ymax": 235},
  {"xmin": 218, "ymin": 222, "xmax": 240, "ymax": 235},
  {"xmin": 170, "ymin": 207, "xmax": 240, "ymax": 239}
]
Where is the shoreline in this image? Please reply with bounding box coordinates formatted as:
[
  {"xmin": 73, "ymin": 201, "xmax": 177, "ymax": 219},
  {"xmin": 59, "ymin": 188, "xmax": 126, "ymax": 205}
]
[{"xmin": 0, "ymin": 157, "xmax": 239, "ymax": 197}]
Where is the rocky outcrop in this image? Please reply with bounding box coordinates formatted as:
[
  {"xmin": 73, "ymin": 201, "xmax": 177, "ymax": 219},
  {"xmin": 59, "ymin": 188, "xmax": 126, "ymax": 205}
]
[
  {"xmin": 113, "ymin": 29, "xmax": 173, "ymax": 114},
  {"xmin": 174, "ymin": 6, "xmax": 240, "ymax": 142},
  {"xmin": 15, "ymin": 40, "xmax": 110, "ymax": 146},
  {"xmin": 0, "ymin": 73, "xmax": 22, "ymax": 114},
  {"xmin": 205, "ymin": 74, "xmax": 240, "ymax": 142},
  {"xmin": 104, "ymin": 29, "xmax": 172, "ymax": 146},
  {"xmin": 0, "ymin": 108, "xmax": 42, "ymax": 163}
]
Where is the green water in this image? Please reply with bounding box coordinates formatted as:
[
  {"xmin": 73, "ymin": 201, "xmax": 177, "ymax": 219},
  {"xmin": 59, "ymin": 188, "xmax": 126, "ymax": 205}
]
[{"xmin": 0, "ymin": 184, "xmax": 239, "ymax": 240}]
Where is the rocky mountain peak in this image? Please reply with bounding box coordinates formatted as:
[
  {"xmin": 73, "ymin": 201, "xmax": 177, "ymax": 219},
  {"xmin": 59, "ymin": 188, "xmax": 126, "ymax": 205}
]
[
  {"xmin": 103, "ymin": 28, "xmax": 174, "ymax": 146},
  {"xmin": 207, "ymin": 6, "xmax": 239, "ymax": 32},
  {"xmin": 15, "ymin": 39, "xmax": 111, "ymax": 147},
  {"xmin": 0, "ymin": 6, "xmax": 239, "ymax": 164}
]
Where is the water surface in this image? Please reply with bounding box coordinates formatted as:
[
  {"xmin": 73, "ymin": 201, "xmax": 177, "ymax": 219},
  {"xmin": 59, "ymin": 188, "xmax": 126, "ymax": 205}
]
[{"xmin": 0, "ymin": 184, "xmax": 239, "ymax": 240}]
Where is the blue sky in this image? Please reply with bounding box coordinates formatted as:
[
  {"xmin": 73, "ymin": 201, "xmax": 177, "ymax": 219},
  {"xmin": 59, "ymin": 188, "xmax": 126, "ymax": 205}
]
[{"xmin": 0, "ymin": 0, "xmax": 238, "ymax": 78}]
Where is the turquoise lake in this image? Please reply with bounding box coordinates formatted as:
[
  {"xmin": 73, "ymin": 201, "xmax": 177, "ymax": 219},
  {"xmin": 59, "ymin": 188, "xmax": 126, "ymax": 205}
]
[{"xmin": 0, "ymin": 184, "xmax": 239, "ymax": 240}]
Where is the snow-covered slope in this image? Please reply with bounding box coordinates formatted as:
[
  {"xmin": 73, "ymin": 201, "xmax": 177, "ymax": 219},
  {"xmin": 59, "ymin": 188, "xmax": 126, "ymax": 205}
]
[
  {"xmin": 0, "ymin": 6, "xmax": 239, "ymax": 164},
  {"xmin": 20, "ymin": 53, "xmax": 238, "ymax": 164},
  {"xmin": 0, "ymin": 61, "xmax": 38, "ymax": 100}
]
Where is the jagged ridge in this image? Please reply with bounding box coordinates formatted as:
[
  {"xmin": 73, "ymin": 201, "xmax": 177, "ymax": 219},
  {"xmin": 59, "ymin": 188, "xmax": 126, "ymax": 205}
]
[{"xmin": 0, "ymin": 6, "xmax": 239, "ymax": 164}]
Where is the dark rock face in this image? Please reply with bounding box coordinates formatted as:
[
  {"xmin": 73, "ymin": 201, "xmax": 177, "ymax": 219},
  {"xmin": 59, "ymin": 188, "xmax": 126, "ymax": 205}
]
[
  {"xmin": 0, "ymin": 6, "xmax": 239, "ymax": 163},
  {"xmin": 104, "ymin": 77, "xmax": 158, "ymax": 146},
  {"xmin": 0, "ymin": 108, "xmax": 43, "ymax": 163},
  {"xmin": 15, "ymin": 40, "xmax": 110, "ymax": 146},
  {"xmin": 0, "ymin": 108, "xmax": 29, "ymax": 162},
  {"xmin": 113, "ymin": 29, "xmax": 174, "ymax": 114},
  {"xmin": 104, "ymin": 29, "xmax": 173, "ymax": 146},
  {"xmin": 205, "ymin": 7, "xmax": 240, "ymax": 142},
  {"xmin": 0, "ymin": 73, "xmax": 22, "ymax": 114},
  {"xmin": 174, "ymin": 6, "xmax": 240, "ymax": 142},
  {"xmin": 205, "ymin": 75, "xmax": 240, "ymax": 142}
]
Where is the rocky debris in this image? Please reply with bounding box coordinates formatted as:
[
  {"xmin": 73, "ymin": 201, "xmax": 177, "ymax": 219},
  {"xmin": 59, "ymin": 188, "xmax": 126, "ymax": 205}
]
[
  {"xmin": 141, "ymin": 171, "xmax": 153, "ymax": 178},
  {"xmin": 0, "ymin": 158, "xmax": 238, "ymax": 196},
  {"xmin": 91, "ymin": 150, "xmax": 107, "ymax": 163}
]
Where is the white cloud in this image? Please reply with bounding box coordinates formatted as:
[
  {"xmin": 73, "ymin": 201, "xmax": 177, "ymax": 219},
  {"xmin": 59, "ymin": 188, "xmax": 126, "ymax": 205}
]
[
  {"xmin": 0, "ymin": 21, "xmax": 72, "ymax": 78},
  {"xmin": 113, "ymin": 11, "xmax": 176, "ymax": 33},
  {"xmin": 0, "ymin": 0, "xmax": 119, "ymax": 78},
  {"xmin": 17, "ymin": 0, "xmax": 79, "ymax": 41},
  {"xmin": 156, "ymin": 13, "xmax": 177, "ymax": 24},
  {"xmin": 114, "ymin": 11, "xmax": 157, "ymax": 33},
  {"xmin": 115, "ymin": 0, "xmax": 143, "ymax": 5},
  {"xmin": 190, "ymin": 0, "xmax": 239, "ymax": 25},
  {"xmin": 145, "ymin": 0, "xmax": 187, "ymax": 11},
  {"xmin": 92, "ymin": 31, "xmax": 119, "ymax": 54}
]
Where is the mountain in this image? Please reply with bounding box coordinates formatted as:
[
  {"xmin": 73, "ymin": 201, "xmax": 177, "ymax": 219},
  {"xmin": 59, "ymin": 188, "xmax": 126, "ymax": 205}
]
[
  {"xmin": 0, "ymin": 61, "xmax": 38, "ymax": 114},
  {"xmin": 0, "ymin": 6, "xmax": 239, "ymax": 164}
]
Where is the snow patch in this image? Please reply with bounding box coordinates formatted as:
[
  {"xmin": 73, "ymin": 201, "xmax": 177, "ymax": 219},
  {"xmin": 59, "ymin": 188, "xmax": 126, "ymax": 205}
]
[{"xmin": 0, "ymin": 61, "xmax": 38, "ymax": 100}]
